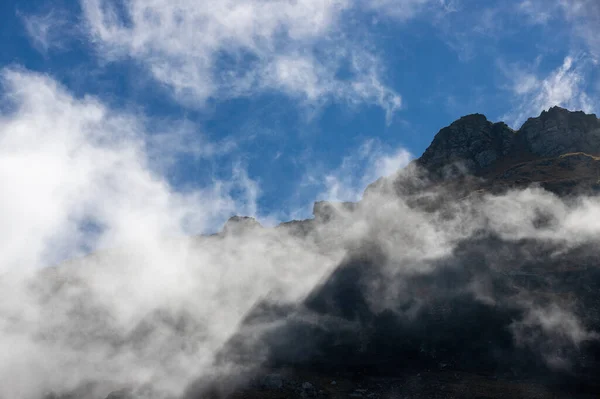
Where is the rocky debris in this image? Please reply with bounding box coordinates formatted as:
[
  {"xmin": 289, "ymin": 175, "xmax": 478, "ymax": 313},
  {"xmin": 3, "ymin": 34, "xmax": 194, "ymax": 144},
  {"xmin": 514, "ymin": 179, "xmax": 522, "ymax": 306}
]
[{"xmin": 485, "ymin": 151, "xmax": 600, "ymax": 195}]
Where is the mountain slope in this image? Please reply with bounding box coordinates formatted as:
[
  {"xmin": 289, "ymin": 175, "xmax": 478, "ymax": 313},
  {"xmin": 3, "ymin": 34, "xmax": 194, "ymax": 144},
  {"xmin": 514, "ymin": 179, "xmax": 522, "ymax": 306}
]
[
  {"xmin": 34, "ymin": 107, "xmax": 600, "ymax": 399},
  {"xmin": 206, "ymin": 107, "xmax": 600, "ymax": 399}
]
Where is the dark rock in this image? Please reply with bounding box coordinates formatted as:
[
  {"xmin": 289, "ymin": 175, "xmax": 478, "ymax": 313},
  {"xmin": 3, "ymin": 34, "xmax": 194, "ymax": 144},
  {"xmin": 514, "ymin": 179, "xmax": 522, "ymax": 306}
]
[
  {"xmin": 520, "ymin": 106, "xmax": 600, "ymax": 158},
  {"xmin": 417, "ymin": 114, "xmax": 515, "ymax": 177},
  {"xmin": 299, "ymin": 381, "xmax": 317, "ymax": 398},
  {"xmin": 260, "ymin": 374, "xmax": 284, "ymax": 390}
]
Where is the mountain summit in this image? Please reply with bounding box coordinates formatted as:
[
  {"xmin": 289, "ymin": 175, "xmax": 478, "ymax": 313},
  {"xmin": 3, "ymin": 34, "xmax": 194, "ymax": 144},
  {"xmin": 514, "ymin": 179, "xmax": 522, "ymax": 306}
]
[
  {"xmin": 418, "ymin": 106, "xmax": 600, "ymax": 178},
  {"xmin": 364, "ymin": 106, "xmax": 600, "ymax": 200},
  {"xmin": 419, "ymin": 106, "xmax": 600, "ymax": 177},
  {"xmin": 209, "ymin": 107, "xmax": 600, "ymax": 398},
  {"xmin": 31, "ymin": 107, "xmax": 600, "ymax": 399}
]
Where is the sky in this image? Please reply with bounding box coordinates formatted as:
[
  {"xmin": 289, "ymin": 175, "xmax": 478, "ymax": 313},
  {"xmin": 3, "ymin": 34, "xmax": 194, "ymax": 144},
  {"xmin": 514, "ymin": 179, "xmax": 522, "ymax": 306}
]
[
  {"xmin": 1, "ymin": 0, "xmax": 599, "ymax": 228},
  {"xmin": 2, "ymin": 2, "xmax": 600, "ymax": 398}
]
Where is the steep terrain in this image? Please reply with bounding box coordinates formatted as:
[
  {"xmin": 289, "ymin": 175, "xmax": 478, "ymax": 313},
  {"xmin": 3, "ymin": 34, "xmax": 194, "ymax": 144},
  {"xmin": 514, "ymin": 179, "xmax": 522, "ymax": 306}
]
[
  {"xmin": 203, "ymin": 107, "xmax": 600, "ymax": 399},
  {"xmin": 365, "ymin": 106, "xmax": 600, "ymax": 199},
  {"xmin": 36, "ymin": 107, "xmax": 600, "ymax": 399}
]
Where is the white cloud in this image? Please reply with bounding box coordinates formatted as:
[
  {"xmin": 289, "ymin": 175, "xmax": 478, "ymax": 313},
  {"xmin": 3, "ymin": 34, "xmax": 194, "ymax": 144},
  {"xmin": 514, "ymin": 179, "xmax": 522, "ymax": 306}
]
[
  {"xmin": 559, "ymin": 0, "xmax": 600, "ymax": 57},
  {"xmin": 517, "ymin": 0, "xmax": 600, "ymax": 56},
  {"xmin": 363, "ymin": 0, "xmax": 442, "ymax": 20},
  {"xmin": 317, "ymin": 139, "xmax": 413, "ymax": 202},
  {"xmin": 517, "ymin": 0, "xmax": 560, "ymax": 25},
  {"xmin": 2, "ymin": 71, "xmax": 599, "ymax": 396},
  {"xmin": 501, "ymin": 55, "xmax": 596, "ymax": 127},
  {"xmin": 80, "ymin": 0, "xmax": 403, "ymax": 117},
  {"xmin": 0, "ymin": 67, "xmax": 261, "ymax": 271},
  {"xmin": 0, "ymin": 68, "xmax": 346, "ymax": 398},
  {"xmin": 20, "ymin": 9, "xmax": 72, "ymax": 54}
]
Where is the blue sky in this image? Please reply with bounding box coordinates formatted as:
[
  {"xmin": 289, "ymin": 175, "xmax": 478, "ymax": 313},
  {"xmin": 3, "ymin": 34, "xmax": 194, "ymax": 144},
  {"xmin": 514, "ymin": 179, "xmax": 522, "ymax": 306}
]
[
  {"xmin": 3, "ymin": 3, "xmax": 600, "ymax": 394},
  {"xmin": 1, "ymin": 0, "xmax": 599, "ymax": 230}
]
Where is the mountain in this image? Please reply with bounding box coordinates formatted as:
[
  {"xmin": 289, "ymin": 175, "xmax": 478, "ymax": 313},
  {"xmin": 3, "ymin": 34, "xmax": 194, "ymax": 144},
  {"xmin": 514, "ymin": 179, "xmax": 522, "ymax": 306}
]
[
  {"xmin": 364, "ymin": 106, "xmax": 600, "ymax": 200},
  {"xmin": 419, "ymin": 106, "xmax": 600, "ymax": 176},
  {"xmin": 205, "ymin": 107, "xmax": 600, "ymax": 399},
  {"xmin": 35, "ymin": 107, "xmax": 600, "ymax": 399}
]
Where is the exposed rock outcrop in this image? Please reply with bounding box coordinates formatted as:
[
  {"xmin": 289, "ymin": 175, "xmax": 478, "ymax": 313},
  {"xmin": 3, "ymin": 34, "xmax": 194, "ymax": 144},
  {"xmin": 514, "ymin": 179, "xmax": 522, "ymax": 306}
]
[
  {"xmin": 417, "ymin": 113, "xmax": 514, "ymax": 177},
  {"xmin": 211, "ymin": 106, "xmax": 600, "ymax": 399},
  {"xmin": 362, "ymin": 106, "xmax": 600, "ymax": 200},
  {"xmin": 520, "ymin": 106, "xmax": 600, "ymax": 158},
  {"xmin": 417, "ymin": 106, "xmax": 600, "ymax": 182}
]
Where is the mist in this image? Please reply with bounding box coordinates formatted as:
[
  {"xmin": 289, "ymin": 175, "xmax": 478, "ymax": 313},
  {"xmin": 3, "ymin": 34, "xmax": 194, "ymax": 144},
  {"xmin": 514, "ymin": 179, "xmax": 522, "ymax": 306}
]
[{"xmin": 1, "ymin": 69, "xmax": 600, "ymax": 399}]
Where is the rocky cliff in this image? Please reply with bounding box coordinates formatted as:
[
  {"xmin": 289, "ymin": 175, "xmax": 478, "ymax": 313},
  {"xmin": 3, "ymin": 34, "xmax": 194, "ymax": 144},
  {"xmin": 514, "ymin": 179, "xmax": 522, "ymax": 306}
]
[
  {"xmin": 38, "ymin": 107, "xmax": 600, "ymax": 399},
  {"xmin": 362, "ymin": 106, "xmax": 600, "ymax": 202},
  {"xmin": 207, "ymin": 107, "xmax": 600, "ymax": 399},
  {"xmin": 417, "ymin": 106, "xmax": 600, "ymax": 177}
]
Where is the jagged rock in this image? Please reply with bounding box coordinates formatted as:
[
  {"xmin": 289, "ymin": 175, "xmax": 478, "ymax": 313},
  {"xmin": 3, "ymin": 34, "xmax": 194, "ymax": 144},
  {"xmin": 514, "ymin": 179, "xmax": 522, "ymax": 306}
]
[
  {"xmin": 34, "ymin": 106, "xmax": 600, "ymax": 399},
  {"xmin": 417, "ymin": 107, "xmax": 600, "ymax": 180},
  {"xmin": 417, "ymin": 114, "xmax": 514, "ymax": 177},
  {"xmin": 520, "ymin": 106, "xmax": 600, "ymax": 158},
  {"xmin": 370, "ymin": 107, "xmax": 600, "ymax": 200}
]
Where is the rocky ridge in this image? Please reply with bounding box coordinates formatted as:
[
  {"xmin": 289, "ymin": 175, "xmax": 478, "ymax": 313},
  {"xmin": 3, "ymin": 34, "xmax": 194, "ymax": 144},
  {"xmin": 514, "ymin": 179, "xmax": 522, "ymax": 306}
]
[
  {"xmin": 41, "ymin": 107, "xmax": 600, "ymax": 399},
  {"xmin": 206, "ymin": 107, "xmax": 600, "ymax": 399},
  {"xmin": 229, "ymin": 106, "xmax": 600, "ymax": 233}
]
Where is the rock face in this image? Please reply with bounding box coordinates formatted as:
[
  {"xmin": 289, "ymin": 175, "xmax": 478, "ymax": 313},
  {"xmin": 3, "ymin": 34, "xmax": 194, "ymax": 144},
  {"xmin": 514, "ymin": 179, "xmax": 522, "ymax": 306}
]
[
  {"xmin": 520, "ymin": 106, "xmax": 600, "ymax": 158},
  {"xmin": 226, "ymin": 107, "xmax": 600, "ymax": 234},
  {"xmin": 46, "ymin": 106, "xmax": 600, "ymax": 399},
  {"xmin": 417, "ymin": 106, "xmax": 600, "ymax": 180},
  {"xmin": 417, "ymin": 114, "xmax": 514, "ymax": 176},
  {"xmin": 211, "ymin": 106, "xmax": 600, "ymax": 399}
]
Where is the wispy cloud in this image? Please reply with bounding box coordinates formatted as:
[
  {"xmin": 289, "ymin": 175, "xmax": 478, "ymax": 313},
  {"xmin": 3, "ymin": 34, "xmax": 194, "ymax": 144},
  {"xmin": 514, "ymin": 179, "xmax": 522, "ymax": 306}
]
[
  {"xmin": 500, "ymin": 55, "xmax": 596, "ymax": 127},
  {"xmin": 559, "ymin": 0, "xmax": 600, "ymax": 57},
  {"xmin": 80, "ymin": 0, "xmax": 405, "ymax": 118},
  {"xmin": 2, "ymin": 69, "xmax": 600, "ymax": 397},
  {"xmin": 0, "ymin": 67, "xmax": 347, "ymax": 399},
  {"xmin": 19, "ymin": 8, "xmax": 75, "ymax": 54},
  {"xmin": 517, "ymin": 0, "xmax": 600, "ymax": 56},
  {"xmin": 311, "ymin": 139, "xmax": 413, "ymax": 202},
  {"xmin": 362, "ymin": 0, "xmax": 454, "ymax": 21}
]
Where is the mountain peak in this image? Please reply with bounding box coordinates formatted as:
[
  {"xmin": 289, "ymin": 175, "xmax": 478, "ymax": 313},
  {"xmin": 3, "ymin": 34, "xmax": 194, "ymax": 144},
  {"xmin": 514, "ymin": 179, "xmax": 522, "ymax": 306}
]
[
  {"xmin": 519, "ymin": 107, "xmax": 600, "ymax": 159},
  {"xmin": 452, "ymin": 113, "xmax": 488, "ymax": 124},
  {"xmin": 417, "ymin": 112, "xmax": 514, "ymax": 177},
  {"xmin": 417, "ymin": 107, "xmax": 600, "ymax": 180}
]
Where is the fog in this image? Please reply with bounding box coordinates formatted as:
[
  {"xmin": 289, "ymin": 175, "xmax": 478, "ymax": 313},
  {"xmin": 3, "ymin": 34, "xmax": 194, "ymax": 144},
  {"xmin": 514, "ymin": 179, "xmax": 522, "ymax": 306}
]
[{"xmin": 1, "ymin": 69, "xmax": 599, "ymax": 398}]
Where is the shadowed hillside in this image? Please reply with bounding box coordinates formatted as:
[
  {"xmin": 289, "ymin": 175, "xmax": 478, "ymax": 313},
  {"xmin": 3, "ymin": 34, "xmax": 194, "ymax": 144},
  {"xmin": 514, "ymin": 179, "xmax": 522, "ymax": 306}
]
[{"xmin": 37, "ymin": 107, "xmax": 600, "ymax": 399}]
